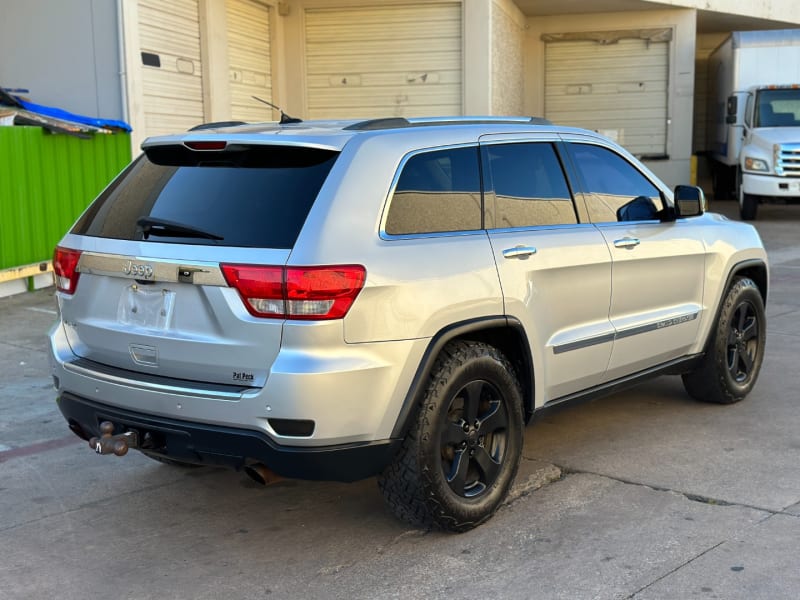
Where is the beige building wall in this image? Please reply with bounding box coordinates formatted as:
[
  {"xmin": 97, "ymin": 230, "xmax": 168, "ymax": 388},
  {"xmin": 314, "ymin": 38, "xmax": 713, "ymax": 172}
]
[
  {"xmin": 525, "ymin": 8, "xmax": 697, "ymax": 187},
  {"xmin": 490, "ymin": 0, "xmax": 526, "ymax": 115},
  {"xmin": 652, "ymin": 0, "xmax": 800, "ymax": 21},
  {"xmin": 121, "ymin": 0, "xmax": 800, "ymax": 159}
]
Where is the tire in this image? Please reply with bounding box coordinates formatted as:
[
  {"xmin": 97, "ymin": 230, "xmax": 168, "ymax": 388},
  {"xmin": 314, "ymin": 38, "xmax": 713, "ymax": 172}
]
[
  {"xmin": 740, "ymin": 193, "xmax": 758, "ymax": 220},
  {"xmin": 711, "ymin": 163, "xmax": 733, "ymax": 201},
  {"xmin": 140, "ymin": 450, "xmax": 203, "ymax": 468},
  {"xmin": 378, "ymin": 340, "xmax": 524, "ymax": 532},
  {"xmin": 738, "ymin": 170, "xmax": 758, "ymax": 220},
  {"xmin": 682, "ymin": 278, "xmax": 766, "ymax": 404}
]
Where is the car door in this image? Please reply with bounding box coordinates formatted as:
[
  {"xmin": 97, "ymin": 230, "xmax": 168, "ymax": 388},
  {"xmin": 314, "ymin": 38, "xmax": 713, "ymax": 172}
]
[
  {"xmin": 563, "ymin": 138, "xmax": 706, "ymax": 380},
  {"xmin": 480, "ymin": 135, "xmax": 614, "ymax": 404}
]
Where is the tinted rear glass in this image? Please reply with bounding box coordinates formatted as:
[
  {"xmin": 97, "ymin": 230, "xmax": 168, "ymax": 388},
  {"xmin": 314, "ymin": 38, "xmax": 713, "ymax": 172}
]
[
  {"xmin": 385, "ymin": 146, "xmax": 482, "ymax": 235},
  {"xmin": 72, "ymin": 145, "xmax": 339, "ymax": 249}
]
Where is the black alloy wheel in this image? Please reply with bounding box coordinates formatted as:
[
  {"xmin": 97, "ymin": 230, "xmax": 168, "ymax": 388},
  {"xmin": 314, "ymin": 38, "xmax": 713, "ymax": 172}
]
[
  {"xmin": 682, "ymin": 277, "xmax": 766, "ymax": 404},
  {"xmin": 726, "ymin": 299, "xmax": 760, "ymax": 384},
  {"xmin": 378, "ymin": 340, "xmax": 524, "ymax": 532},
  {"xmin": 440, "ymin": 379, "xmax": 508, "ymax": 498}
]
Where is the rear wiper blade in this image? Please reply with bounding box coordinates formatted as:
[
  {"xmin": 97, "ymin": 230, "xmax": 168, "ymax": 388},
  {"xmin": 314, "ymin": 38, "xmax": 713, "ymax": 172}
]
[{"xmin": 136, "ymin": 216, "xmax": 224, "ymax": 241}]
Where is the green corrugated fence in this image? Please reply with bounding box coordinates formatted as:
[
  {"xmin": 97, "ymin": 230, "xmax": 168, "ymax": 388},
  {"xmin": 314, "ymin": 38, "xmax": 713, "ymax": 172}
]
[{"xmin": 0, "ymin": 126, "xmax": 131, "ymax": 271}]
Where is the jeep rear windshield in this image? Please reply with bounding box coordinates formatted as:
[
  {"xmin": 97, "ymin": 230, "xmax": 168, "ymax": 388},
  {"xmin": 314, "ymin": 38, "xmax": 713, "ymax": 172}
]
[{"xmin": 71, "ymin": 145, "xmax": 339, "ymax": 248}]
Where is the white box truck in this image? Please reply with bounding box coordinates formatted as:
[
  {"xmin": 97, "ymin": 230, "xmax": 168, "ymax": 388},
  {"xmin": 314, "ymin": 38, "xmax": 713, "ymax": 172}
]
[{"xmin": 707, "ymin": 29, "xmax": 800, "ymax": 219}]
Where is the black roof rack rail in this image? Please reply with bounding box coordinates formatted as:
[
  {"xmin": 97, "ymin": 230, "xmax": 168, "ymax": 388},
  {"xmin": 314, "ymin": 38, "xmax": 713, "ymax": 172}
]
[
  {"xmin": 344, "ymin": 116, "xmax": 552, "ymax": 131},
  {"xmin": 344, "ymin": 118, "xmax": 411, "ymax": 131},
  {"xmin": 188, "ymin": 120, "xmax": 247, "ymax": 131}
]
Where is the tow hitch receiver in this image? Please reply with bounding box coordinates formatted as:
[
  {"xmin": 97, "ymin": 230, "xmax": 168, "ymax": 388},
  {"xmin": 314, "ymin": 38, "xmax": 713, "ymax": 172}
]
[{"xmin": 89, "ymin": 421, "xmax": 139, "ymax": 456}]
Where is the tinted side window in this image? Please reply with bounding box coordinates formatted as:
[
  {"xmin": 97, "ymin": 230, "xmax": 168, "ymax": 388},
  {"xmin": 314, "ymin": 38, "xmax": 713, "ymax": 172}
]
[
  {"xmin": 72, "ymin": 146, "xmax": 338, "ymax": 249},
  {"xmin": 570, "ymin": 144, "xmax": 662, "ymax": 223},
  {"xmin": 485, "ymin": 142, "xmax": 576, "ymax": 228},
  {"xmin": 385, "ymin": 147, "xmax": 481, "ymax": 235}
]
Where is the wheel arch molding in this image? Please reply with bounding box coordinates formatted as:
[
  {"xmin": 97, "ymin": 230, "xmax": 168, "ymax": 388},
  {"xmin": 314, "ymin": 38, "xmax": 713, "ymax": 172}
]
[
  {"xmin": 727, "ymin": 259, "xmax": 768, "ymax": 304},
  {"xmin": 389, "ymin": 316, "xmax": 535, "ymax": 440},
  {"xmin": 701, "ymin": 258, "xmax": 768, "ymax": 355}
]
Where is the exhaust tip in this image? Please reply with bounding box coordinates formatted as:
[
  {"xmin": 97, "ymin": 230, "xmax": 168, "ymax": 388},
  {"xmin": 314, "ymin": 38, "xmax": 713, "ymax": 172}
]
[
  {"xmin": 244, "ymin": 463, "xmax": 283, "ymax": 486},
  {"xmin": 68, "ymin": 420, "xmax": 90, "ymax": 441}
]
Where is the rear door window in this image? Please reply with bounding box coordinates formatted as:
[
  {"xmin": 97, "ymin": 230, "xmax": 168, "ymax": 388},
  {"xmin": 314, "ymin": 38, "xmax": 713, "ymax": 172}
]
[
  {"xmin": 384, "ymin": 146, "xmax": 482, "ymax": 235},
  {"xmin": 72, "ymin": 145, "xmax": 339, "ymax": 249},
  {"xmin": 484, "ymin": 142, "xmax": 577, "ymax": 228}
]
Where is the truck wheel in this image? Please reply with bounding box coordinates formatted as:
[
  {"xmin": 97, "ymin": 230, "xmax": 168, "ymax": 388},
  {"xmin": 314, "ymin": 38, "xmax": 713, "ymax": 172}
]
[
  {"xmin": 378, "ymin": 341, "xmax": 524, "ymax": 532},
  {"xmin": 682, "ymin": 278, "xmax": 765, "ymax": 404},
  {"xmin": 738, "ymin": 170, "xmax": 758, "ymax": 220},
  {"xmin": 739, "ymin": 192, "xmax": 758, "ymax": 220}
]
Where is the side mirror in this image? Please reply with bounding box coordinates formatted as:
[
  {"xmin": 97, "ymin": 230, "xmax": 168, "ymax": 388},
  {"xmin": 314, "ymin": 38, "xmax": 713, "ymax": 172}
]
[
  {"xmin": 616, "ymin": 195, "xmax": 658, "ymax": 221},
  {"xmin": 674, "ymin": 185, "xmax": 706, "ymax": 218},
  {"xmin": 726, "ymin": 95, "xmax": 739, "ymax": 125}
]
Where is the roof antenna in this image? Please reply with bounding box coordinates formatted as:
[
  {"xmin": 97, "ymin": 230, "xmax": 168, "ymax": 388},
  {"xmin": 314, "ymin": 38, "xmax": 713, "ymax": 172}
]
[{"xmin": 252, "ymin": 96, "xmax": 302, "ymax": 124}]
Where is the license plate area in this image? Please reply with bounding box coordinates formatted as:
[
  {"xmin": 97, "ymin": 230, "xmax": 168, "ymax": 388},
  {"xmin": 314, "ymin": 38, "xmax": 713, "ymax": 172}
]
[{"xmin": 117, "ymin": 284, "xmax": 176, "ymax": 330}]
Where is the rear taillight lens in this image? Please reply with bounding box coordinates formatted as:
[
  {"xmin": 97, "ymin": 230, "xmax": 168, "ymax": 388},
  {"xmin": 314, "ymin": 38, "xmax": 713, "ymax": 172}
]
[
  {"xmin": 221, "ymin": 264, "xmax": 365, "ymax": 320},
  {"xmin": 53, "ymin": 247, "xmax": 82, "ymax": 294}
]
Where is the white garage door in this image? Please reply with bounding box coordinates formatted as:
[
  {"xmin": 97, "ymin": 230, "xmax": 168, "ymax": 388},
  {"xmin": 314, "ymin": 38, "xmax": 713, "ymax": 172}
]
[
  {"xmin": 304, "ymin": 3, "xmax": 462, "ymax": 120},
  {"xmin": 226, "ymin": 0, "xmax": 273, "ymax": 122},
  {"xmin": 545, "ymin": 37, "xmax": 669, "ymax": 157},
  {"xmin": 138, "ymin": 0, "xmax": 204, "ymax": 137}
]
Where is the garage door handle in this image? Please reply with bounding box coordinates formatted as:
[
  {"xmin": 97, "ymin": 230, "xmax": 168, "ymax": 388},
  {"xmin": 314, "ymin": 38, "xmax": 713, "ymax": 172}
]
[
  {"xmin": 502, "ymin": 245, "xmax": 537, "ymax": 259},
  {"xmin": 614, "ymin": 237, "xmax": 640, "ymax": 249}
]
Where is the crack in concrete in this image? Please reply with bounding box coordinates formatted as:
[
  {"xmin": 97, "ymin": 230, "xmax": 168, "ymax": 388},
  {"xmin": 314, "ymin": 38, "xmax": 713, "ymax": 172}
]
[
  {"xmin": 555, "ymin": 465, "xmax": 800, "ymax": 518},
  {"xmin": 0, "ymin": 478, "xmax": 187, "ymax": 535},
  {"xmin": 625, "ymin": 511, "xmax": 782, "ymax": 598},
  {"xmin": 625, "ymin": 539, "xmax": 726, "ymax": 599}
]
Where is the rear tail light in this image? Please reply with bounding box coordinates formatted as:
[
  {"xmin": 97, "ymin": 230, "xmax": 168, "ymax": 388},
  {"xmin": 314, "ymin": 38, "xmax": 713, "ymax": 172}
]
[
  {"xmin": 53, "ymin": 247, "xmax": 83, "ymax": 294},
  {"xmin": 221, "ymin": 264, "xmax": 366, "ymax": 320}
]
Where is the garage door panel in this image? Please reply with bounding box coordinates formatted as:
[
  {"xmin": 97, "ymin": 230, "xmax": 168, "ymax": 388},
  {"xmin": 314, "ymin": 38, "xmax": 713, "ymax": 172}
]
[
  {"xmin": 306, "ymin": 55, "xmax": 461, "ymax": 74},
  {"xmin": 139, "ymin": 0, "xmax": 199, "ymax": 23},
  {"xmin": 141, "ymin": 69, "xmax": 202, "ymax": 97},
  {"xmin": 545, "ymin": 37, "xmax": 668, "ymax": 157},
  {"xmin": 138, "ymin": 0, "xmax": 204, "ymax": 138},
  {"xmin": 139, "ymin": 37, "xmax": 201, "ymax": 62},
  {"xmin": 305, "ymin": 3, "xmax": 462, "ymax": 119},
  {"xmin": 305, "ymin": 6, "xmax": 458, "ymax": 27},
  {"xmin": 145, "ymin": 114, "xmax": 203, "ymax": 136},
  {"xmin": 226, "ymin": 0, "xmax": 272, "ymax": 122},
  {"xmin": 308, "ymin": 86, "xmax": 463, "ymax": 105},
  {"xmin": 306, "ymin": 21, "xmax": 460, "ymax": 42},
  {"xmin": 311, "ymin": 103, "xmax": 456, "ymax": 120},
  {"xmin": 306, "ymin": 69, "xmax": 462, "ymax": 89}
]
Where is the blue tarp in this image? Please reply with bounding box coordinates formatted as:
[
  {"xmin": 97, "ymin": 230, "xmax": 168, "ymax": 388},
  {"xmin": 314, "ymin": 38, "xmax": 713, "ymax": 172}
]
[{"xmin": 13, "ymin": 97, "xmax": 132, "ymax": 132}]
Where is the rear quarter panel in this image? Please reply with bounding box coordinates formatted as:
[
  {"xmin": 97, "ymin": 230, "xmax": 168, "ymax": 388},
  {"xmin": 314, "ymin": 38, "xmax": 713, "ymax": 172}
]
[{"xmin": 288, "ymin": 131, "xmax": 505, "ymax": 345}]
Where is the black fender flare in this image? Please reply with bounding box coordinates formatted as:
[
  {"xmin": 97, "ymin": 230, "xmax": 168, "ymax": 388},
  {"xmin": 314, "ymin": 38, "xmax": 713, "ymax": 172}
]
[
  {"xmin": 699, "ymin": 258, "xmax": 768, "ymax": 355},
  {"xmin": 389, "ymin": 316, "xmax": 533, "ymax": 439}
]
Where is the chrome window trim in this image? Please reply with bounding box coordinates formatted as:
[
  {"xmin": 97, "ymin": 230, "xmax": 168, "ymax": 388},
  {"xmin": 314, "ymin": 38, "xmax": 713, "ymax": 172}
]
[{"xmin": 488, "ymin": 222, "xmax": 596, "ymax": 235}]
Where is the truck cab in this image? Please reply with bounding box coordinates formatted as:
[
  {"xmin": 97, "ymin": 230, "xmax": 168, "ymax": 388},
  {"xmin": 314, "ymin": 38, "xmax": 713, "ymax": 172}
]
[
  {"xmin": 735, "ymin": 85, "xmax": 800, "ymax": 219},
  {"xmin": 706, "ymin": 29, "xmax": 800, "ymax": 220}
]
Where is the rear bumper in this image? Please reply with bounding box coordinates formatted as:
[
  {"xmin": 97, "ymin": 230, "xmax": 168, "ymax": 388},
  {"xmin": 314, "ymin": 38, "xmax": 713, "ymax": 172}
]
[{"xmin": 57, "ymin": 392, "xmax": 400, "ymax": 482}]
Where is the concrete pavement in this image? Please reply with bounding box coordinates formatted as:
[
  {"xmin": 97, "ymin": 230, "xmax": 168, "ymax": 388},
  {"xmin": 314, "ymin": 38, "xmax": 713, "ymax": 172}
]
[{"xmin": 1, "ymin": 201, "xmax": 798, "ymax": 599}]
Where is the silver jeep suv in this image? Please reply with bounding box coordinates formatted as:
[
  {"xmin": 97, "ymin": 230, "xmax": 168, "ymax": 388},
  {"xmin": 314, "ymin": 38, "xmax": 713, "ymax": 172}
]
[{"xmin": 50, "ymin": 116, "xmax": 768, "ymax": 531}]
